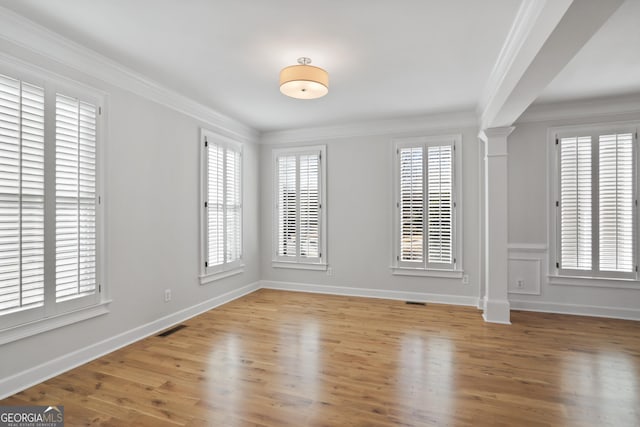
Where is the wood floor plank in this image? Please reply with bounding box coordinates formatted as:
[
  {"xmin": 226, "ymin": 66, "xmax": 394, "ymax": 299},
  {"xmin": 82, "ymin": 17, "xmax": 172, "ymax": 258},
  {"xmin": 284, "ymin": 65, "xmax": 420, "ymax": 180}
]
[{"xmin": 2, "ymin": 289, "xmax": 639, "ymax": 426}]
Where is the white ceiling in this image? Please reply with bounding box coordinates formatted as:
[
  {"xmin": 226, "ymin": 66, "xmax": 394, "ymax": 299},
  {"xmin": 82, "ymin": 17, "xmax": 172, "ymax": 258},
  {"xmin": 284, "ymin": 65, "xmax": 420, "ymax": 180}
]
[
  {"xmin": 0, "ymin": 1, "xmax": 637, "ymax": 132},
  {"xmin": 536, "ymin": 0, "xmax": 640, "ymax": 103},
  {"xmin": 0, "ymin": 0, "xmax": 522, "ymax": 131}
]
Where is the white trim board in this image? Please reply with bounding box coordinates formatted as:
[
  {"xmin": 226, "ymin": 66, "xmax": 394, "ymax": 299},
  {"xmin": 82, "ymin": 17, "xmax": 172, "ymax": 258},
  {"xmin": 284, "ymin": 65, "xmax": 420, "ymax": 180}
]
[
  {"xmin": 259, "ymin": 111, "xmax": 478, "ymax": 145},
  {"xmin": 518, "ymin": 94, "xmax": 640, "ymax": 124},
  {"xmin": 0, "ymin": 6, "xmax": 257, "ymax": 143},
  {"xmin": 478, "ymin": 0, "xmax": 551, "ymax": 119},
  {"xmin": 0, "ymin": 281, "xmax": 260, "ymax": 400},
  {"xmin": 507, "ymin": 243, "xmax": 547, "ymax": 253},
  {"xmin": 260, "ymin": 280, "xmax": 479, "ymax": 307},
  {"xmin": 510, "ymin": 299, "xmax": 640, "ymax": 322}
]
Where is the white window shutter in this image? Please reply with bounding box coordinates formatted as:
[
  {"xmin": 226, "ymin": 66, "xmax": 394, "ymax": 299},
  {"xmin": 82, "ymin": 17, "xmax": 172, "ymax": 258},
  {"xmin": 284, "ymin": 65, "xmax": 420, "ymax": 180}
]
[
  {"xmin": 299, "ymin": 154, "xmax": 320, "ymax": 258},
  {"xmin": 274, "ymin": 150, "xmax": 323, "ymax": 263},
  {"xmin": 277, "ymin": 155, "xmax": 297, "ymax": 257},
  {"xmin": 205, "ymin": 138, "xmax": 241, "ymax": 270},
  {"xmin": 599, "ymin": 133, "xmax": 634, "ymax": 272},
  {"xmin": 202, "ymin": 133, "xmax": 242, "ymax": 274},
  {"xmin": 426, "ymin": 144, "xmax": 453, "ymax": 265},
  {"xmin": 0, "ymin": 74, "xmax": 45, "ymax": 315},
  {"xmin": 207, "ymin": 143, "xmax": 224, "ymax": 266},
  {"xmin": 399, "ymin": 147, "xmax": 424, "ymax": 263},
  {"xmin": 397, "ymin": 140, "xmax": 456, "ymax": 270},
  {"xmin": 55, "ymin": 94, "xmax": 97, "ymax": 301},
  {"xmin": 559, "ymin": 136, "xmax": 592, "ymax": 271},
  {"xmin": 225, "ymin": 148, "xmax": 241, "ymax": 263}
]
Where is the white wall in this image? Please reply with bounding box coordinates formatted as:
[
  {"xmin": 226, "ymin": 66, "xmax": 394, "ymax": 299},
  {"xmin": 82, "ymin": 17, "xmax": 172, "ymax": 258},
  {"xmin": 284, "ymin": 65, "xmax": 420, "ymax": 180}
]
[
  {"xmin": 507, "ymin": 108, "xmax": 640, "ymax": 319},
  {"xmin": 0, "ymin": 39, "xmax": 260, "ymax": 390},
  {"xmin": 259, "ymin": 124, "xmax": 482, "ymax": 305}
]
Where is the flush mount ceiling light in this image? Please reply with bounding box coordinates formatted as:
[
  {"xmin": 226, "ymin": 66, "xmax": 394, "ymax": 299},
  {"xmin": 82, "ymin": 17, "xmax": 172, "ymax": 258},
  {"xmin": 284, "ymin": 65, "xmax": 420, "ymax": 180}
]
[{"xmin": 279, "ymin": 57, "xmax": 329, "ymax": 99}]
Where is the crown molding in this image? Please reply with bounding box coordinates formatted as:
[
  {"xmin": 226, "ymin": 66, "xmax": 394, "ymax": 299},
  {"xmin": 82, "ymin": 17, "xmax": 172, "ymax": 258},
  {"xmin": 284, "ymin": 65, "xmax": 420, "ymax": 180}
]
[
  {"xmin": 259, "ymin": 110, "xmax": 478, "ymax": 145},
  {"xmin": 0, "ymin": 6, "xmax": 258, "ymax": 143},
  {"xmin": 517, "ymin": 93, "xmax": 640, "ymax": 124}
]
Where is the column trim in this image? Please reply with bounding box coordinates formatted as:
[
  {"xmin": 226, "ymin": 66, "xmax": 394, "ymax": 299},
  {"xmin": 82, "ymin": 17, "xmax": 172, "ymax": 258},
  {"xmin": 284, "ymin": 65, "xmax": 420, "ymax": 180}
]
[
  {"xmin": 481, "ymin": 126, "xmax": 514, "ymax": 324},
  {"xmin": 478, "ymin": 126, "xmax": 515, "ymax": 142}
]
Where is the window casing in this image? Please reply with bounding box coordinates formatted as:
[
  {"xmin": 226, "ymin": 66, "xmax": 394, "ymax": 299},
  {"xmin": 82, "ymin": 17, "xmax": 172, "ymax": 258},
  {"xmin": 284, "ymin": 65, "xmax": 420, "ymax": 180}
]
[
  {"xmin": 552, "ymin": 124, "xmax": 638, "ymax": 281},
  {"xmin": 272, "ymin": 145, "xmax": 327, "ymax": 270},
  {"xmin": 0, "ymin": 60, "xmax": 105, "ymax": 338},
  {"xmin": 200, "ymin": 129, "xmax": 243, "ymax": 283},
  {"xmin": 392, "ymin": 135, "xmax": 462, "ymax": 277}
]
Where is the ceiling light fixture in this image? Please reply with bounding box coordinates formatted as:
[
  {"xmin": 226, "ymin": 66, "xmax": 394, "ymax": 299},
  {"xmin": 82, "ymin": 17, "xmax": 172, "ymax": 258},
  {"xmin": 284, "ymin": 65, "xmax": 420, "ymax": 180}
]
[{"xmin": 279, "ymin": 57, "xmax": 329, "ymax": 99}]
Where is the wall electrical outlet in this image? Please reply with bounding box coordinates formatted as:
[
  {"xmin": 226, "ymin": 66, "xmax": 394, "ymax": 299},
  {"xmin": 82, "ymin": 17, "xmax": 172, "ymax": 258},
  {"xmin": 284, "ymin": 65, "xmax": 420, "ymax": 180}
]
[
  {"xmin": 516, "ymin": 279, "xmax": 525, "ymax": 289},
  {"xmin": 462, "ymin": 274, "xmax": 469, "ymax": 285},
  {"xmin": 164, "ymin": 289, "xmax": 172, "ymax": 302}
]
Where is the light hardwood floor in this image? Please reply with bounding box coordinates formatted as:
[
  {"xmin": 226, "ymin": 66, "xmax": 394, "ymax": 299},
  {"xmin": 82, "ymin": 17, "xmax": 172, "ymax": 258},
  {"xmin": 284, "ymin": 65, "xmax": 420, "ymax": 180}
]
[{"xmin": 2, "ymin": 289, "xmax": 639, "ymax": 426}]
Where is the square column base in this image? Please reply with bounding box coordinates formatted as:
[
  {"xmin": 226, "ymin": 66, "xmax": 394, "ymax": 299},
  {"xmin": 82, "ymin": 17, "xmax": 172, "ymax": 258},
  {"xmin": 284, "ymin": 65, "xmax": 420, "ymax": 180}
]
[{"xmin": 482, "ymin": 298, "xmax": 511, "ymax": 324}]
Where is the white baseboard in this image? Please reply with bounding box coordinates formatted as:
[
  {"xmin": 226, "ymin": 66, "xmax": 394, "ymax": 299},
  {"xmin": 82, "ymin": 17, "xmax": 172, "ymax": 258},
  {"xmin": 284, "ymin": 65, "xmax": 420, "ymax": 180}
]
[
  {"xmin": 510, "ymin": 299, "xmax": 640, "ymax": 321},
  {"xmin": 260, "ymin": 280, "xmax": 480, "ymax": 307},
  {"xmin": 0, "ymin": 281, "xmax": 260, "ymax": 400}
]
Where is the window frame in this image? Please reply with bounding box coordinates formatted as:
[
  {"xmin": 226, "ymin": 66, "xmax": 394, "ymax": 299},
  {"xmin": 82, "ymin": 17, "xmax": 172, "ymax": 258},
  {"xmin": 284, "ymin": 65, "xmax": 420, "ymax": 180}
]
[
  {"xmin": 391, "ymin": 134, "xmax": 463, "ymax": 278},
  {"xmin": 548, "ymin": 122, "xmax": 639, "ymax": 284},
  {"xmin": 199, "ymin": 128, "xmax": 244, "ymax": 284},
  {"xmin": 0, "ymin": 57, "xmax": 108, "ymax": 344},
  {"xmin": 271, "ymin": 145, "xmax": 327, "ymax": 271}
]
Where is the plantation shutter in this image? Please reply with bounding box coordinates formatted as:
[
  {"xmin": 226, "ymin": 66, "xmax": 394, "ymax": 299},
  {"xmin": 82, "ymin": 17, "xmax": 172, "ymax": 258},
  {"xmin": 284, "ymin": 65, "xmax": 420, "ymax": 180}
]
[
  {"xmin": 275, "ymin": 151, "xmax": 322, "ymax": 261},
  {"xmin": 299, "ymin": 154, "xmax": 320, "ymax": 258},
  {"xmin": 398, "ymin": 142, "xmax": 455, "ymax": 268},
  {"xmin": 277, "ymin": 155, "xmax": 297, "ymax": 257},
  {"xmin": 0, "ymin": 74, "xmax": 45, "ymax": 315},
  {"xmin": 426, "ymin": 144, "xmax": 453, "ymax": 265},
  {"xmin": 205, "ymin": 140, "xmax": 241, "ymax": 269},
  {"xmin": 225, "ymin": 148, "xmax": 241, "ymax": 263},
  {"xmin": 55, "ymin": 94, "xmax": 97, "ymax": 301},
  {"xmin": 399, "ymin": 147, "xmax": 424, "ymax": 263},
  {"xmin": 207, "ymin": 143, "xmax": 224, "ymax": 266},
  {"xmin": 559, "ymin": 136, "xmax": 593, "ymax": 270},
  {"xmin": 599, "ymin": 133, "xmax": 634, "ymax": 272}
]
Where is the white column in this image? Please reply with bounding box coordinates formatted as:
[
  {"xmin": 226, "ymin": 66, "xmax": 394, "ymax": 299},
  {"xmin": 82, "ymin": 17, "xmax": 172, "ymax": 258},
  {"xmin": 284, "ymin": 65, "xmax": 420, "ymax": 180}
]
[{"xmin": 479, "ymin": 127, "xmax": 514, "ymax": 324}]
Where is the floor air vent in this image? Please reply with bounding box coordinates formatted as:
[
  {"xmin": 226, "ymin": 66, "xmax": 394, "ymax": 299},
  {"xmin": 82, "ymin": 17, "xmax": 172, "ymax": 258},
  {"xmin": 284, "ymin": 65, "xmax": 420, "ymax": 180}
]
[
  {"xmin": 157, "ymin": 324, "xmax": 187, "ymax": 337},
  {"xmin": 405, "ymin": 301, "xmax": 426, "ymax": 306}
]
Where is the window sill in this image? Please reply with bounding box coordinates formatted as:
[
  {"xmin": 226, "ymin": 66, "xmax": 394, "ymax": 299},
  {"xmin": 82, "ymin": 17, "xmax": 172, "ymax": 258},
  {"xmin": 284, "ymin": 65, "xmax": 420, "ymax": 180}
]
[
  {"xmin": 391, "ymin": 267, "xmax": 463, "ymax": 279},
  {"xmin": 0, "ymin": 300, "xmax": 112, "ymax": 346},
  {"xmin": 272, "ymin": 261, "xmax": 328, "ymax": 271},
  {"xmin": 549, "ymin": 275, "xmax": 640, "ymax": 290},
  {"xmin": 200, "ymin": 266, "xmax": 245, "ymax": 285}
]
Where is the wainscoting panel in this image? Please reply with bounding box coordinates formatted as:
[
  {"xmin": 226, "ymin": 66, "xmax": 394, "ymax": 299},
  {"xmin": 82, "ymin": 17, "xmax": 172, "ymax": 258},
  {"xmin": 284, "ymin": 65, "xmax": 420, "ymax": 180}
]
[{"xmin": 507, "ymin": 244, "xmax": 546, "ymax": 295}]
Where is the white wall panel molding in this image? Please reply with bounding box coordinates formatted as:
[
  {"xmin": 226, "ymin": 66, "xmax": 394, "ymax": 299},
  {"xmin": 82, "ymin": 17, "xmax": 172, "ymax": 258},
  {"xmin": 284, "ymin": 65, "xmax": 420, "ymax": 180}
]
[
  {"xmin": 0, "ymin": 6, "xmax": 257, "ymax": 143},
  {"xmin": 507, "ymin": 243, "xmax": 547, "ymax": 252},
  {"xmin": 508, "ymin": 244, "xmax": 546, "ymax": 296}
]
